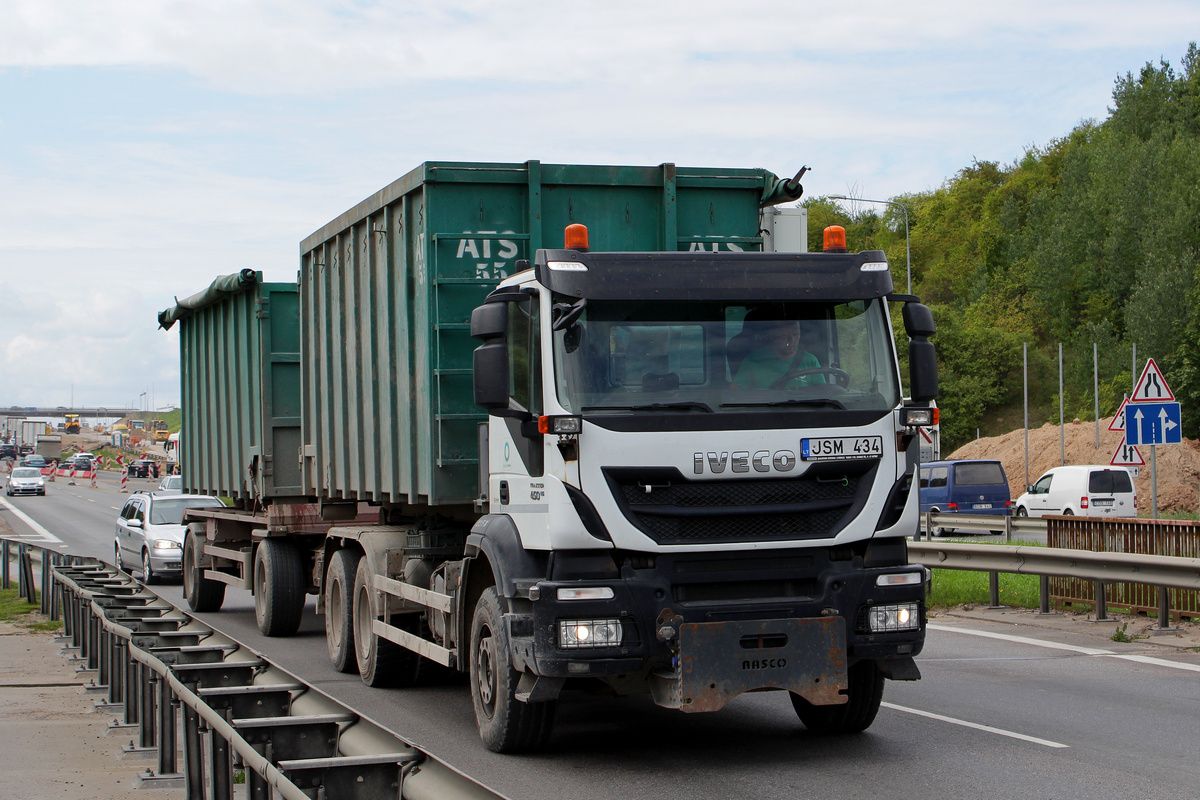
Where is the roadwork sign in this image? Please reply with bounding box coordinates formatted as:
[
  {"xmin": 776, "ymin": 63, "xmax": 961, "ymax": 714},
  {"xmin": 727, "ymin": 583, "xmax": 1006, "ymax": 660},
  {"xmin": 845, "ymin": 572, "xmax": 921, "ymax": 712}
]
[{"xmin": 1108, "ymin": 398, "xmax": 1129, "ymax": 432}]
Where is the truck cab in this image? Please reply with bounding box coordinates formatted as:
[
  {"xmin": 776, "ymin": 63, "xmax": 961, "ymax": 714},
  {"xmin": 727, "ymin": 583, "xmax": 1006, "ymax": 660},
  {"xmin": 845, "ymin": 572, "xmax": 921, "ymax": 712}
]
[{"xmin": 468, "ymin": 225, "xmax": 937, "ymax": 746}]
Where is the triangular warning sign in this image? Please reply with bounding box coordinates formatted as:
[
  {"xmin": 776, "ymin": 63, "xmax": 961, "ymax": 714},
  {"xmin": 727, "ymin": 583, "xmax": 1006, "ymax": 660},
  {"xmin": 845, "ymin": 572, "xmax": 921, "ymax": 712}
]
[
  {"xmin": 1111, "ymin": 438, "xmax": 1145, "ymax": 466},
  {"xmin": 1108, "ymin": 398, "xmax": 1129, "ymax": 432},
  {"xmin": 1131, "ymin": 358, "xmax": 1175, "ymax": 402}
]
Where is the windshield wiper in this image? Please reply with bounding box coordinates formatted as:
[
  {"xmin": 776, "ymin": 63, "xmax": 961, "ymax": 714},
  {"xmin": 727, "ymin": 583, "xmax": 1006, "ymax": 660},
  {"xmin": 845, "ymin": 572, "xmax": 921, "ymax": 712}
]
[
  {"xmin": 582, "ymin": 402, "xmax": 713, "ymax": 413},
  {"xmin": 721, "ymin": 398, "xmax": 847, "ymax": 410}
]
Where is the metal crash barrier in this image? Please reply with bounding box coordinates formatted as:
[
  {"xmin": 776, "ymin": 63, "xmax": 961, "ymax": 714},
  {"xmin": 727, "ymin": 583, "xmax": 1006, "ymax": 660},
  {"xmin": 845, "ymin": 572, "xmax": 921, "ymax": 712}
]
[{"xmin": 4, "ymin": 540, "xmax": 503, "ymax": 800}]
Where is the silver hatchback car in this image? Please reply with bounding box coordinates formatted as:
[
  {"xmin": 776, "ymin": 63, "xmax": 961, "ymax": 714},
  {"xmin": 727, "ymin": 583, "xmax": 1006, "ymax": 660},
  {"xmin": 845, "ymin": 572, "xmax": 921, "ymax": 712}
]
[
  {"xmin": 6, "ymin": 467, "xmax": 46, "ymax": 496},
  {"xmin": 114, "ymin": 492, "xmax": 226, "ymax": 583}
]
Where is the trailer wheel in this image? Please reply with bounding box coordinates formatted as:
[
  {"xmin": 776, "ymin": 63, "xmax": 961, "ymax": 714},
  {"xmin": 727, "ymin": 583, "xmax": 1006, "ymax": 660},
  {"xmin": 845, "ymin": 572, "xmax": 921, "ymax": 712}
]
[
  {"xmin": 324, "ymin": 549, "xmax": 360, "ymax": 674},
  {"xmin": 352, "ymin": 558, "xmax": 420, "ymax": 687},
  {"xmin": 254, "ymin": 539, "xmax": 305, "ymax": 637},
  {"xmin": 183, "ymin": 529, "xmax": 225, "ymax": 613},
  {"xmin": 470, "ymin": 586, "xmax": 556, "ymax": 753},
  {"xmin": 790, "ymin": 659, "xmax": 884, "ymax": 735}
]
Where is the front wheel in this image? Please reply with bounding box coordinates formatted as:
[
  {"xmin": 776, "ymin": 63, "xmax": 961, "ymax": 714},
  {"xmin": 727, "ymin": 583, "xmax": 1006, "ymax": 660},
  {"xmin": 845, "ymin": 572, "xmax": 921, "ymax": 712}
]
[
  {"xmin": 791, "ymin": 659, "xmax": 884, "ymax": 735},
  {"xmin": 470, "ymin": 586, "xmax": 556, "ymax": 753},
  {"xmin": 1015, "ymin": 506, "xmax": 1028, "ymax": 517},
  {"xmin": 253, "ymin": 539, "xmax": 305, "ymax": 637},
  {"xmin": 140, "ymin": 548, "xmax": 158, "ymax": 585}
]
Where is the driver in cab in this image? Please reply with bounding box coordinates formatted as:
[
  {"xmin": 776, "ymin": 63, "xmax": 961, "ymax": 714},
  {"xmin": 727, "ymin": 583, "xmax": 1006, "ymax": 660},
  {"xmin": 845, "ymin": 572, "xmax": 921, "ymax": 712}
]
[{"xmin": 733, "ymin": 318, "xmax": 826, "ymax": 390}]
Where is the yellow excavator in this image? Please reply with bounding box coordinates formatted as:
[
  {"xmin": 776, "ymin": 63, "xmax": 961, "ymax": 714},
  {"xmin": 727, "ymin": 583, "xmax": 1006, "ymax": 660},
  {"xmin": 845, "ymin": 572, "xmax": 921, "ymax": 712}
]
[{"xmin": 151, "ymin": 419, "xmax": 170, "ymax": 442}]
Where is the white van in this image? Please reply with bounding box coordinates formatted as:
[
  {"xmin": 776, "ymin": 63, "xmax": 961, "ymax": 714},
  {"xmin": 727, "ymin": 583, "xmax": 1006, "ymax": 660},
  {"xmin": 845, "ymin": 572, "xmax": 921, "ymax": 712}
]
[{"xmin": 1014, "ymin": 465, "xmax": 1137, "ymax": 518}]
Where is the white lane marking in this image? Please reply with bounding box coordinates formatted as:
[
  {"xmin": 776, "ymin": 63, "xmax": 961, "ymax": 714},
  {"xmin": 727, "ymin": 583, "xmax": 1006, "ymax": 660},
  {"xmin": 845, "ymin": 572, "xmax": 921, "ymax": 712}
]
[
  {"xmin": 0, "ymin": 496, "xmax": 65, "ymax": 543},
  {"xmin": 883, "ymin": 702, "xmax": 1070, "ymax": 748},
  {"xmin": 928, "ymin": 623, "xmax": 1111, "ymax": 655},
  {"xmin": 929, "ymin": 623, "xmax": 1200, "ymax": 674}
]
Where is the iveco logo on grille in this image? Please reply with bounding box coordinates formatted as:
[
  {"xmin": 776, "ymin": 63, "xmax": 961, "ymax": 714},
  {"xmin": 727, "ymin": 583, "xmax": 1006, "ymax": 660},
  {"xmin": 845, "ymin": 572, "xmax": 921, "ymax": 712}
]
[
  {"xmin": 694, "ymin": 451, "xmax": 797, "ymax": 475},
  {"xmin": 743, "ymin": 658, "xmax": 787, "ymax": 670}
]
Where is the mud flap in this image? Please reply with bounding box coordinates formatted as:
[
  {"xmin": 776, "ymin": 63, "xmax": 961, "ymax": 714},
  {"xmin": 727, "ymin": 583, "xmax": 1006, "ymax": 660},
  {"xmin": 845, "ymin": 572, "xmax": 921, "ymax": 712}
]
[{"xmin": 653, "ymin": 617, "xmax": 848, "ymax": 713}]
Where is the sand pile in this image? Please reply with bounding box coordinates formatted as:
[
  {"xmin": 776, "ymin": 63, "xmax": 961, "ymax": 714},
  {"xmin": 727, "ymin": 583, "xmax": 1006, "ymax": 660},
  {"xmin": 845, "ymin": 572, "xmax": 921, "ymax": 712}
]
[{"xmin": 946, "ymin": 416, "xmax": 1200, "ymax": 516}]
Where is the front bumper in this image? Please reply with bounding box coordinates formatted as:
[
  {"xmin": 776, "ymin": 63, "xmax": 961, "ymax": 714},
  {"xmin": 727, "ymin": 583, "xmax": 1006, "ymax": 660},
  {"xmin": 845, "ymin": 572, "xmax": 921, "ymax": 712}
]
[
  {"xmin": 506, "ymin": 544, "xmax": 925, "ymax": 710},
  {"xmin": 149, "ymin": 547, "xmax": 183, "ymax": 574},
  {"xmin": 7, "ymin": 484, "xmax": 44, "ymax": 495}
]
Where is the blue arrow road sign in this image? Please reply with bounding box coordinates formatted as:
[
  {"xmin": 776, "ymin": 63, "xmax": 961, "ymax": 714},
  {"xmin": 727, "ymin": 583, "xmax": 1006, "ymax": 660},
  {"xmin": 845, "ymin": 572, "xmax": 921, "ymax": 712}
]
[{"xmin": 1125, "ymin": 402, "xmax": 1182, "ymax": 445}]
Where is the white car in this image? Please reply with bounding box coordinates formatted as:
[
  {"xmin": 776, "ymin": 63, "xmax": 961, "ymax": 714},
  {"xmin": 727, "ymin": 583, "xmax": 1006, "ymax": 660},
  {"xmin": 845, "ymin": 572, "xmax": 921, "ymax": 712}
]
[
  {"xmin": 6, "ymin": 467, "xmax": 46, "ymax": 496},
  {"xmin": 1014, "ymin": 465, "xmax": 1137, "ymax": 518},
  {"xmin": 114, "ymin": 492, "xmax": 226, "ymax": 583},
  {"xmin": 158, "ymin": 475, "xmax": 182, "ymax": 493}
]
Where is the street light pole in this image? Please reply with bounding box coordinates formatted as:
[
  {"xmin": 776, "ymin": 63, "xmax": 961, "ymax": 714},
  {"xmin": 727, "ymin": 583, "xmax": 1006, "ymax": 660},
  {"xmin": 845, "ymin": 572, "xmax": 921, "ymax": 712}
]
[{"xmin": 829, "ymin": 195, "xmax": 911, "ymax": 295}]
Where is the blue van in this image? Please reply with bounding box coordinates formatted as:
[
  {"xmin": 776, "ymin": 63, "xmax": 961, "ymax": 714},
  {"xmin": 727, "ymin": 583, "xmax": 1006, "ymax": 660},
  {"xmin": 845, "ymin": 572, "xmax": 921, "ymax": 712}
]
[{"xmin": 919, "ymin": 459, "xmax": 1012, "ymax": 536}]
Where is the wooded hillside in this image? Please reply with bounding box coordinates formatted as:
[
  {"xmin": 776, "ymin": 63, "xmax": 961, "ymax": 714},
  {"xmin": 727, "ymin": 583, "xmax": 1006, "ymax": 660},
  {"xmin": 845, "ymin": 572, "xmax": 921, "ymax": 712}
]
[{"xmin": 808, "ymin": 44, "xmax": 1200, "ymax": 451}]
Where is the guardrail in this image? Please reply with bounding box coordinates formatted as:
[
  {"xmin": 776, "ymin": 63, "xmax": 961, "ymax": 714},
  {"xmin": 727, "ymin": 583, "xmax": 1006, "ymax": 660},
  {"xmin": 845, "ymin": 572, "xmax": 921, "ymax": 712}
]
[
  {"xmin": 917, "ymin": 511, "xmax": 1047, "ymax": 541},
  {"xmin": 3, "ymin": 539, "xmax": 505, "ymax": 800},
  {"xmin": 912, "ymin": 512, "xmax": 1200, "ymax": 629}
]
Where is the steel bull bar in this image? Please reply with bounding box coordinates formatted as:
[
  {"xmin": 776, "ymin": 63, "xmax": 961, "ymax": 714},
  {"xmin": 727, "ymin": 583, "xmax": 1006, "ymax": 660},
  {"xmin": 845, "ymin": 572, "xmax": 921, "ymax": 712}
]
[{"xmin": 4, "ymin": 540, "xmax": 505, "ymax": 800}]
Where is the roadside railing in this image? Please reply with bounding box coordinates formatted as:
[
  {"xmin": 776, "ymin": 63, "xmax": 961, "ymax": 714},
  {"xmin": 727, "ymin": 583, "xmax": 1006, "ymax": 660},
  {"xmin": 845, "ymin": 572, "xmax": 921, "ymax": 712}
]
[
  {"xmin": 3, "ymin": 538, "xmax": 506, "ymax": 800},
  {"xmin": 912, "ymin": 512, "xmax": 1200, "ymax": 629}
]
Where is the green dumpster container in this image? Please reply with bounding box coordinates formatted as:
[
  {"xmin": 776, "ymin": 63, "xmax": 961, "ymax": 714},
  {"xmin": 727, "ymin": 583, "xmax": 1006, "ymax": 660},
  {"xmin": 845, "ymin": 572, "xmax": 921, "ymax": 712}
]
[
  {"xmin": 299, "ymin": 160, "xmax": 798, "ymax": 508},
  {"xmin": 158, "ymin": 270, "xmax": 303, "ymax": 502}
]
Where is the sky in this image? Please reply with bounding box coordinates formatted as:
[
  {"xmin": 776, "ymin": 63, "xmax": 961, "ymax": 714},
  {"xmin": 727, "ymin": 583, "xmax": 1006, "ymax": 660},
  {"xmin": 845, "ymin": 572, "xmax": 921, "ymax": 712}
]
[{"xmin": 2, "ymin": 0, "xmax": 1198, "ymax": 412}]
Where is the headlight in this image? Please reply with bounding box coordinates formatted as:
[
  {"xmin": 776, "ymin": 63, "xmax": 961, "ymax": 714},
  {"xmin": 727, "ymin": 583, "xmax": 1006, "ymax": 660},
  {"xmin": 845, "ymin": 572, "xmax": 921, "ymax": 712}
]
[
  {"xmin": 867, "ymin": 603, "xmax": 921, "ymax": 633},
  {"xmin": 152, "ymin": 539, "xmax": 182, "ymax": 550},
  {"xmin": 558, "ymin": 618, "xmax": 623, "ymax": 649}
]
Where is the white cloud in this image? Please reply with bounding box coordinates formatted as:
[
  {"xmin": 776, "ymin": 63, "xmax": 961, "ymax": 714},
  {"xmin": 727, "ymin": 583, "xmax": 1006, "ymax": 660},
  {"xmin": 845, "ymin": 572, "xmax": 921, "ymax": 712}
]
[{"xmin": 1, "ymin": 1, "xmax": 1198, "ymax": 406}]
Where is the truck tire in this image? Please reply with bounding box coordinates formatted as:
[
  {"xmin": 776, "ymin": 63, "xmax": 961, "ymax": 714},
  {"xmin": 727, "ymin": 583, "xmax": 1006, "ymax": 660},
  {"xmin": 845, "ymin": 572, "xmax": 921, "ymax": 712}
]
[
  {"xmin": 791, "ymin": 659, "xmax": 884, "ymax": 734},
  {"xmin": 183, "ymin": 530, "xmax": 226, "ymax": 613},
  {"xmin": 254, "ymin": 539, "xmax": 305, "ymax": 637},
  {"xmin": 470, "ymin": 586, "xmax": 556, "ymax": 753},
  {"xmin": 324, "ymin": 549, "xmax": 360, "ymax": 674},
  {"xmin": 352, "ymin": 558, "xmax": 420, "ymax": 687}
]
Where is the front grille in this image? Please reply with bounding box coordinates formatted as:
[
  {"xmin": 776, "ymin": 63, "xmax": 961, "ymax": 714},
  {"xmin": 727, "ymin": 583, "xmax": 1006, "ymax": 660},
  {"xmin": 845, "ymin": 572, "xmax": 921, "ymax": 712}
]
[{"xmin": 605, "ymin": 468, "xmax": 870, "ymax": 545}]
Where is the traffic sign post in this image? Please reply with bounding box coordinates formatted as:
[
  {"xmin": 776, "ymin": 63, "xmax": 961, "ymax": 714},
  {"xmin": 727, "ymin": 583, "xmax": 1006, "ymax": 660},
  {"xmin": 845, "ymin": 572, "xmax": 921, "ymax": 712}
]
[
  {"xmin": 1131, "ymin": 358, "xmax": 1175, "ymax": 402},
  {"xmin": 1124, "ymin": 401, "xmax": 1181, "ymax": 445},
  {"xmin": 1126, "ymin": 359, "xmax": 1183, "ymax": 519},
  {"xmin": 1110, "ymin": 438, "xmax": 1143, "ymax": 480}
]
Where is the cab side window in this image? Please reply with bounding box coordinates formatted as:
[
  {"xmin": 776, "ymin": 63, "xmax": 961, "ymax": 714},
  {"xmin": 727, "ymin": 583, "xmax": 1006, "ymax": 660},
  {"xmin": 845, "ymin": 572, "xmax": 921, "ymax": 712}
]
[
  {"xmin": 1034, "ymin": 475, "xmax": 1053, "ymax": 494},
  {"xmin": 919, "ymin": 469, "xmax": 930, "ymax": 489}
]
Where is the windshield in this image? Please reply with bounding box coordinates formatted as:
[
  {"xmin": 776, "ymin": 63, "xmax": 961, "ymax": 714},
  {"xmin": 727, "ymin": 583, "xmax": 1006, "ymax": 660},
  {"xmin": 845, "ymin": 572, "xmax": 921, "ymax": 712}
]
[
  {"xmin": 150, "ymin": 497, "xmax": 225, "ymax": 525},
  {"xmin": 552, "ymin": 299, "xmax": 901, "ymax": 415},
  {"xmin": 12, "ymin": 468, "xmax": 40, "ymax": 478}
]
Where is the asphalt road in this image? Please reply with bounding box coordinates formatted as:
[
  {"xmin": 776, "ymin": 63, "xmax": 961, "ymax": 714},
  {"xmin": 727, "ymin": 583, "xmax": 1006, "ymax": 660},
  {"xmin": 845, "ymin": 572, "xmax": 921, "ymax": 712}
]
[{"xmin": 3, "ymin": 471, "xmax": 1199, "ymax": 800}]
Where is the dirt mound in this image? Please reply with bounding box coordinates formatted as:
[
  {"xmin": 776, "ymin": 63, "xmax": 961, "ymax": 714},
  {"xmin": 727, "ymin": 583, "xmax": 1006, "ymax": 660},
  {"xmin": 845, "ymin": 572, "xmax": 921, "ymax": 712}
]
[{"xmin": 946, "ymin": 417, "xmax": 1200, "ymax": 516}]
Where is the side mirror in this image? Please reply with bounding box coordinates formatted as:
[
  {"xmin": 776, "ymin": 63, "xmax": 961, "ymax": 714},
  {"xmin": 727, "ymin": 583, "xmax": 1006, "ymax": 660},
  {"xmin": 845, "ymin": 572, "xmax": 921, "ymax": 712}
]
[
  {"xmin": 473, "ymin": 341, "xmax": 510, "ymax": 410},
  {"xmin": 902, "ymin": 303, "xmax": 936, "ymax": 338},
  {"xmin": 128, "ymin": 519, "xmax": 143, "ymax": 528},
  {"xmin": 903, "ymin": 302, "xmax": 938, "ymax": 402},
  {"xmin": 471, "ymin": 301, "xmax": 511, "ymax": 412}
]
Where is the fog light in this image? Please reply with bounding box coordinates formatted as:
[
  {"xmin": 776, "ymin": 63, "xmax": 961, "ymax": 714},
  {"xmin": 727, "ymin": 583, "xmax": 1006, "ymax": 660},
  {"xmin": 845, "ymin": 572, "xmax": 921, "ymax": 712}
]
[
  {"xmin": 867, "ymin": 603, "xmax": 921, "ymax": 633},
  {"xmin": 558, "ymin": 618, "xmax": 623, "ymax": 649},
  {"xmin": 876, "ymin": 572, "xmax": 922, "ymax": 587},
  {"xmin": 556, "ymin": 586, "xmax": 614, "ymax": 601}
]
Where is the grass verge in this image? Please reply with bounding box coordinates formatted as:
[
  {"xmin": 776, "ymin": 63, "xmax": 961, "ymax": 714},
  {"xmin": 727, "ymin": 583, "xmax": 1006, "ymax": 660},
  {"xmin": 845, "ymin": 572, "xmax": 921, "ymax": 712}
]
[{"xmin": 0, "ymin": 585, "xmax": 64, "ymax": 631}]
